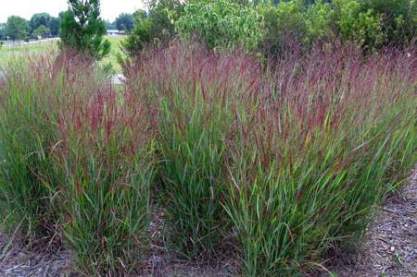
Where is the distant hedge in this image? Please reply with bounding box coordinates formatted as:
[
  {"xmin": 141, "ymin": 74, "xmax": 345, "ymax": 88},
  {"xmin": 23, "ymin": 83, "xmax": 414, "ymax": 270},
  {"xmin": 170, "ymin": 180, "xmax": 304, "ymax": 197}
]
[{"xmin": 125, "ymin": 0, "xmax": 417, "ymax": 57}]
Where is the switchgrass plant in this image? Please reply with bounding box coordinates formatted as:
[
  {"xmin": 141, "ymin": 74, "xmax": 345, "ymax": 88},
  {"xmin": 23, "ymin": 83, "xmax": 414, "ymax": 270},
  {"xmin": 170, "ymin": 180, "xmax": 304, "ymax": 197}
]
[
  {"xmin": 126, "ymin": 43, "xmax": 417, "ymax": 274},
  {"xmin": 0, "ymin": 57, "xmax": 63, "ymax": 245},
  {"xmin": 157, "ymin": 89, "xmax": 232, "ymax": 258},
  {"xmin": 0, "ymin": 52, "xmax": 155, "ymax": 275},
  {"xmin": 55, "ymin": 71, "xmax": 155, "ymax": 275},
  {"xmin": 125, "ymin": 43, "xmax": 261, "ymax": 258},
  {"xmin": 1, "ymin": 42, "xmax": 416, "ymax": 276},
  {"xmin": 225, "ymin": 46, "xmax": 417, "ymax": 275}
]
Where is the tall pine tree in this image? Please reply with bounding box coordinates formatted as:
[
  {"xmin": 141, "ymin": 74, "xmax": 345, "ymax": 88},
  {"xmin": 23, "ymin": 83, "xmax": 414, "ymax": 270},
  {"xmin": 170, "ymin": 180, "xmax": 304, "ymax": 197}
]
[{"xmin": 60, "ymin": 0, "xmax": 110, "ymax": 60}]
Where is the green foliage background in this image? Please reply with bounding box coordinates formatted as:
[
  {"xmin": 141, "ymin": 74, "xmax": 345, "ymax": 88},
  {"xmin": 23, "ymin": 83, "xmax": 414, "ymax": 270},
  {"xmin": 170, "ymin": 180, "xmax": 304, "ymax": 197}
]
[
  {"xmin": 125, "ymin": 0, "xmax": 417, "ymax": 57},
  {"xmin": 60, "ymin": 0, "xmax": 110, "ymax": 60}
]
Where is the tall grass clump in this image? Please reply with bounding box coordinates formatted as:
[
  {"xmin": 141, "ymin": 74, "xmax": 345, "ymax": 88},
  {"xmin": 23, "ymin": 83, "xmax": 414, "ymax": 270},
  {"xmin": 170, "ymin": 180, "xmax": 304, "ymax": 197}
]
[
  {"xmin": 225, "ymin": 46, "xmax": 417, "ymax": 275},
  {"xmin": 125, "ymin": 43, "xmax": 261, "ymax": 258},
  {"xmin": 0, "ymin": 57, "xmax": 63, "ymax": 245},
  {"xmin": 0, "ymin": 52, "xmax": 155, "ymax": 275},
  {"xmin": 1, "ymin": 41, "xmax": 416, "ymax": 276},
  {"xmin": 56, "ymin": 66, "xmax": 155, "ymax": 274},
  {"xmin": 125, "ymin": 43, "xmax": 417, "ymax": 273}
]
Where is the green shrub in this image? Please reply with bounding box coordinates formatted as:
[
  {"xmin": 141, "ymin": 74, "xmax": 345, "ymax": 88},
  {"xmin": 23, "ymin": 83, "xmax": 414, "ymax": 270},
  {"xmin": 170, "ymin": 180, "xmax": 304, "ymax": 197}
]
[
  {"xmin": 304, "ymin": 0, "xmax": 334, "ymax": 45},
  {"xmin": 259, "ymin": 1, "xmax": 306, "ymax": 55},
  {"xmin": 258, "ymin": 0, "xmax": 334, "ymax": 56},
  {"xmin": 122, "ymin": 14, "xmax": 152, "ymax": 55},
  {"xmin": 363, "ymin": 0, "xmax": 417, "ymax": 46},
  {"xmin": 123, "ymin": 0, "xmax": 183, "ymax": 56},
  {"xmin": 333, "ymin": 0, "xmax": 384, "ymax": 49},
  {"xmin": 124, "ymin": 0, "xmax": 416, "ymax": 55},
  {"xmin": 176, "ymin": 0, "xmax": 264, "ymax": 51}
]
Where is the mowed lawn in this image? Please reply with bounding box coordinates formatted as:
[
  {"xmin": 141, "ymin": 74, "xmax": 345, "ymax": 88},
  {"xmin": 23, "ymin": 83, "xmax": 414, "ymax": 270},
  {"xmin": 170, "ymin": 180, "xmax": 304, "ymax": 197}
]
[
  {"xmin": 0, "ymin": 36, "xmax": 126, "ymax": 73},
  {"xmin": 102, "ymin": 35, "xmax": 126, "ymax": 73}
]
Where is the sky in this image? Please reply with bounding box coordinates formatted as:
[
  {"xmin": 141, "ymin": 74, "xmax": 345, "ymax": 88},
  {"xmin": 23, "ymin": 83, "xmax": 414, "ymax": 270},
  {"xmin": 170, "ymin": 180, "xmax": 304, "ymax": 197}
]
[{"xmin": 0, "ymin": 0, "xmax": 146, "ymax": 23}]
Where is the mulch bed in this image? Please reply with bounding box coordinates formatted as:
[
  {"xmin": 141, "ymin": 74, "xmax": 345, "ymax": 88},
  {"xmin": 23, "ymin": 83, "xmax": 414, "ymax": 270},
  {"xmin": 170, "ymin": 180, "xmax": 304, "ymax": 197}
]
[
  {"xmin": 333, "ymin": 171, "xmax": 417, "ymax": 276},
  {"xmin": 2, "ymin": 172, "xmax": 417, "ymax": 276}
]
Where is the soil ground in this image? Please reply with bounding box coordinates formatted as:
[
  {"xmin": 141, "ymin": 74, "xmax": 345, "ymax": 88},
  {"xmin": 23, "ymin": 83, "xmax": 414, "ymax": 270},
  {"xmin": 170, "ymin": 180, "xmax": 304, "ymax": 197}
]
[
  {"xmin": 1, "ymin": 172, "xmax": 417, "ymax": 276},
  {"xmin": 332, "ymin": 171, "xmax": 417, "ymax": 276}
]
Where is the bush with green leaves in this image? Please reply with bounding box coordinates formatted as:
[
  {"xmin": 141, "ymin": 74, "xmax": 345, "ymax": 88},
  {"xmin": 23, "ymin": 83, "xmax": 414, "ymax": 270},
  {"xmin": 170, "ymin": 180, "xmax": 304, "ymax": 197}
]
[
  {"xmin": 174, "ymin": 0, "xmax": 334, "ymax": 55},
  {"xmin": 123, "ymin": 0, "xmax": 417, "ymax": 56},
  {"xmin": 123, "ymin": 0, "xmax": 183, "ymax": 56},
  {"xmin": 258, "ymin": 0, "xmax": 334, "ymax": 56},
  {"xmin": 332, "ymin": 0, "xmax": 384, "ymax": 50},
  {"xmin": 258, "ymin": 1, "xmax": 306, "ymax": 55},
  {"xmin": 176, "ymin": 0, "xmax": 263, "ymax": 51},
  {"xmin": 363, "ymin": 0, "xmax": 417, "ymax": 46},
  {"xmin": 304, "ymin": 0, "xmax": 334, "ymax": 44},
  {"xmin": 122, "ymin": 11, "xmax": 152, "ymax": 55}
]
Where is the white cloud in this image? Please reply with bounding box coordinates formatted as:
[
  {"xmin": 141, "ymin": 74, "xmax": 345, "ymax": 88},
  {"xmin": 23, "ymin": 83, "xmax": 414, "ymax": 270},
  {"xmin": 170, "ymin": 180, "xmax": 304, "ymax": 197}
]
[{"xmin": 0, "ymin": 0, "xmax": 145, "ymax": 22}]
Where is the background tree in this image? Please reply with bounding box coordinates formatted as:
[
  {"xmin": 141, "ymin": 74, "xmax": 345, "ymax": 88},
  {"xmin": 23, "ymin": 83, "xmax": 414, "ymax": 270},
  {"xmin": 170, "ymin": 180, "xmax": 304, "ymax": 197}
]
[
  {"xmin": 5, "ymin": 16, "xmax": 28, "ymax": 40},
  {"xmin": 176, "ymin": 0, "xmax": 263, "ymax": 50},
  {"xmin": 29, "ymin": 13, "xmax": 52, "ymax": 35},
  {"xmin": 60, "ymin": 0, "xmax": 110, "ymax": 60},
  {"xmin": 0, "ymin": 23, "xmax": 5, "ymax": 40},
  {"xmin": 133, "ymin": 9, "xmax": 147, "ymax": 22},
  {"xmin": 33, "ymin": 25, "xmax": 51, "ymax": 38},
  {"xmin": 115, "ymin": 13, "xmax": 134, "ymax": 32},
  {"xmin": 363, "ymin": 0, "xmax": 417, "ymax": 46},
  {"xmin": 123, "ymin": 10, "xmax": 151, "ymax": 54},
  {"xmin": 104, "ymin": 20, "xmax": 116, "ymax": 30},
  {"xmin": 123, "ymin": 0, "xmax": 184, "ymax": 55},
  {"xmin": 49, "ymin": 17, "xmax": 60, "ymax": 36}
]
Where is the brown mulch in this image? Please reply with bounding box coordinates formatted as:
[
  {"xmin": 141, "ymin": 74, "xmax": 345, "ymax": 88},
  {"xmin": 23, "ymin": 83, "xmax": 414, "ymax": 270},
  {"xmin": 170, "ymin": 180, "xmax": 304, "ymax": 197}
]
[
  {"xmin": 334, "ymin": 171, "xmax": 417, "ymax": 276},
  {"xmin": 0, "ymin": 232, "xmax": 74, "ymax": 277},
  {"xmin": 1, "ymin": 173, "xmax": 417, "ymax": 277},
  {"xmin": 0, "ymin": 208, "xmax": 237, "ymax": 277}
]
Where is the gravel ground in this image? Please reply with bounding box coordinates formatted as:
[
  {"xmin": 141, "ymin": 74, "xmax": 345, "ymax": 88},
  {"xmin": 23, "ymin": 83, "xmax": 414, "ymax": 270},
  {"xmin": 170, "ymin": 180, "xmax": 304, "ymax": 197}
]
[
  {"xmin": 335, "ymin": 171, "xmax": 417, "ymax": 276},
  {"xmin": 0, "ymin": 208, "xmax": 237, "ymax": 277},
  {"xmin": 1, "ymin": 172, "xmax": 416, "ymax": 276},
  {"xmin": 0, "ymin": 233, "xmax": 74, "ymax": 276}
]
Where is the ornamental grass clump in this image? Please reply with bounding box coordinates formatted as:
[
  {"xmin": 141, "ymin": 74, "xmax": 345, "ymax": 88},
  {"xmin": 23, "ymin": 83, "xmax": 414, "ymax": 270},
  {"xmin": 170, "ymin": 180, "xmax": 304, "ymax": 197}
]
[
  {"xmin": 125, "ymin": 42, "xmax": 261, "ymax": 259},
  {"xmin": 1, "ymin": 41, "xmax": 416, "ymax": 276},
  {"xmin": 55, "ymin": 73, "xmax": 155, "ymax": 275},
  {"xmin": 0, "ymin": 52, "xmax": 155, "ymax": 275},
  {"xmin": 125, "ymin": 43, "xmax": 417, "ymax": 274},
  {"xmin": 0, "ymin": 57, "xmax": 65, "ymax": 246},
  {"xmin": 225, "ymin": 45, "xmax": 417, "ymax": 275}
]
